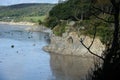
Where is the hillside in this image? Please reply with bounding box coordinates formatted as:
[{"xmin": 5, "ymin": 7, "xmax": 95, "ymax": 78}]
[
  {"xmin": 45, "ymin": 0, "xmax": 114, "ymax": 44},
  {"xmin": 0, "ymin": 3, "xmax": 55, "ymax": 22}
]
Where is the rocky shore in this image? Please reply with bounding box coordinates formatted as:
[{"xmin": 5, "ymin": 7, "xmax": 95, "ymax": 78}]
[
  {"xmin": 43, "ymin": 31, "xmax": 105, "ymax": 57},
  {"xmin": 0, "ymin": 21, "xmax": 53, "ymax": 33}
]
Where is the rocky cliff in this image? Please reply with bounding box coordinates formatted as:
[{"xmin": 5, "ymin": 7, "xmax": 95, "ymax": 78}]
[{"xmin": 43, "ymin": 31, "xmax": 105, "ymax": 57}]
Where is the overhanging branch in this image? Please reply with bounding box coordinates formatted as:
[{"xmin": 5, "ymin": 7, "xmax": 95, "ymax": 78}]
[
  {"xmin": 92, "ymin": 13, "xmax": 114, "ymax": 23},
  {"xmin": 92, "ymin": 6, "xmax": 114, "ymax": 15},
  {"xmin": 73, "ymin": 8, "xmax": 81, "ymax": 21},
  {"xmin": 80, "ymin": 40, "xmax": 104, "ymax": 60},
  {"xmin": 89, "ymin": 26, "xmax": 97, "ymax": 48},
  {"xmin": 80, "ymin": 26, "xmax": 104, "ymax": 60}
]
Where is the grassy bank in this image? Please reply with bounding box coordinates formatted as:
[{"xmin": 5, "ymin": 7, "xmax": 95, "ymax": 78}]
[{"xmin": 0, "ymin": 15, "xmax": 47, "ymax": 25}]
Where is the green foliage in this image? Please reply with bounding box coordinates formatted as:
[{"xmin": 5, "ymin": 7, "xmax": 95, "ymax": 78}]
[
  {"xmin": 0, "ymin": 3, "xmax": 54, "ymax": 22},
  {"xmin": 0, "ymin": 3, "xmax": 54, "ymax": 17},
  {"xmin": 49, "ymin": 3, "xmax": 73, "ymax": 20},
  {"xmin": 46, "ymin": 0, "xmax": 91, "ymax": 29},
  {"xmin": 45, "ymin": 0, "xmax": 113, "ymax": 44},
  {"xmin": 82, "ymin": 20, "xmax": 113, "ymax": 44},
  {"xmin": 38, "ymin": 20, "xmax": 42, "ymax": 25},
  {"xmin": 20, "ymin": 16, "xmax": 46, "ymax": 23},
  {"xmin": 49, "ymin": 0, "xmax": 91, "ymax": 21},
  {"xmin": 44, "ymin": 17, "xmax": 59, "ymax": 29},
  {"xmin": 53, "ymin": 22, "xmax": 66, "ymax": 36},
  {"xmin": 97, "ymin": 26, "xmax": 113, "ymax": 44}
]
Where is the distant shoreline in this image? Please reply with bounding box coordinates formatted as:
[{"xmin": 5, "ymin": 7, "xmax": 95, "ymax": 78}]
[{"xmin": 0, "ymin": 21, "xmax": 36, "ymax": 26}]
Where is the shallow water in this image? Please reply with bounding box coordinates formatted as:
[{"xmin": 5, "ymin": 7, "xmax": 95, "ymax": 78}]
[
  {"xmin": 0, "ymin": 24, "xmax": 93, "ymax": 80},
  {"xmin": 0, "ymin": 24, "xmax": 53, "ymax": 80}
]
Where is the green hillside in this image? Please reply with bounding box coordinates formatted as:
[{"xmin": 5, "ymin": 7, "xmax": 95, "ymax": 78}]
[
  {"xmin": 45, "ymin": 0, "xmax": 114, "ymax": 44},
  {"xmin": 0, "ymin": 3, "xmax": 55, "ymax": 22}
]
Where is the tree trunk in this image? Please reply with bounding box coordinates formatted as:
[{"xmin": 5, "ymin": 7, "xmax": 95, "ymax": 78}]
[
  {"xmin": 81, "ymin": 12, "xmax": 84, "ymax": 20},
  {"xmin": 102, "ymin": 2, "xmax": 120, "ymax": 80}
]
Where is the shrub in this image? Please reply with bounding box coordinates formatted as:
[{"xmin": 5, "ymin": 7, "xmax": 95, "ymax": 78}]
[
  {"xmin": 82, "ymin": 20, "xmax": 113, "ymax": 44},
  {"xmin": 44, "ymin": 17, "xmax": 59, "ymax": 29},
  {"xmin": 38, "ymin": 20, "xmax": 42, "ymax": 25},
  {"xmin": 53, "ymin": 22, "xmax": 66, "ymax": 36}
]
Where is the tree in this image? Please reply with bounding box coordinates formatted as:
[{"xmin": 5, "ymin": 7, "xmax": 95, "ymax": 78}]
[
  {"xmin": 82, "ymin": 0, "xmax": 120, "ymax": 80},
  {"xmin": 49, "ymin": 0, "xmax": 91, "ymax": 21},
  {"xmin": 47, "ymin": 0, "xmax": 91, "ymax": 29},
  {"xmin": 72, "ymin": 0, "xmax": 91, "ymax": 21}
]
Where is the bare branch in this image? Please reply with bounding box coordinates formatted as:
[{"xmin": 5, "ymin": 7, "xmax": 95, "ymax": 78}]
[
  {"xmin": 89, "ymin": 26, "xmax": 97, "ymax": 48},
  {"xmin": 74, "ymin": 15, "xmax": 81, "ymax": 21},
  {"xmin": 110, "ymin": 0, "xmax": 116, "ymax": 7},
  {"xmin": 80, "ymin": 25, "xmax": 104, "ymax": 60},
  {"xmin": 92, "ymin": 13, "xmax": 114, "ymax": 23},
  {"xmin": 80, "ymin": 39, "xmax": 104, "ymax": 60},
  {"xmin": 73, "ymin": 8, "xmax": 81, "ymax": 21},
  {"xmin": 92, "ymin": 6, "xmax": 114, "ymax": 15}
]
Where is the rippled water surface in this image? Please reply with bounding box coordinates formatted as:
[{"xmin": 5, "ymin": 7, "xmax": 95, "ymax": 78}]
[
  {"xmin": 0, "ymin": 24, "xmax": 93, "ymax": 80},
  {"xmin": 0, "ymin": 24, "xmax": 53, "ymax": 80}
]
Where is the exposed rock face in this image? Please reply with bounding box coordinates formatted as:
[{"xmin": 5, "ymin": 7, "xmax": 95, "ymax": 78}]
[
  {"xmin": 43, "ymin": 31, "xmax": 105, "ymax": 79},
  {"xmin": 43, "ymin": 32, "xmax": 105, "ymax": 57}
]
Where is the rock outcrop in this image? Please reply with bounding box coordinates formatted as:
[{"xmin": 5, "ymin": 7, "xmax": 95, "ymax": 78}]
[{"xmin": 43, "ymin": 32, "xmax": 105, "ymax": 57}]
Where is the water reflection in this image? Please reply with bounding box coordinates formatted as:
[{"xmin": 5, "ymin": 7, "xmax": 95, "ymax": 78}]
[{"xmin": 50, "ymin": 54, "xmax": 93, "ymax": 80}]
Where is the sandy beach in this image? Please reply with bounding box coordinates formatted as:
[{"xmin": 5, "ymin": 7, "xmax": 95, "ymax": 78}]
[{"xmin": 0, "ymin": 21, "xmax": 36, "ymax": 26}]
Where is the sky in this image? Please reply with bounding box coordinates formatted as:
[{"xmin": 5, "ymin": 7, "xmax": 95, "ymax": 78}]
[{"xmin": 0, "ymin": 0, "xmax": 58, "ymax": 5}]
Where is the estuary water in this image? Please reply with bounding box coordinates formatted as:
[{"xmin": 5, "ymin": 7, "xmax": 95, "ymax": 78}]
[
  {"xmin": 0, "ymin": 24, "xmax": 93, "ymax": 80},
  {"xmin": 0, "ymin": 24, "xmax": 53, "ymax": 80}
]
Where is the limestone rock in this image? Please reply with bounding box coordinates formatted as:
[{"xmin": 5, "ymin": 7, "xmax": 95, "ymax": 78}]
[{"xmin": 43, "ymin": 32, "xmax": 105, "ymax": 57}]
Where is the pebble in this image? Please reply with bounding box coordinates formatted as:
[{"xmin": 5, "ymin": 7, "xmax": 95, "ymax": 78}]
[{"xmin": 11, "ymin": 45, "xmax": 14, "ymax": 48}]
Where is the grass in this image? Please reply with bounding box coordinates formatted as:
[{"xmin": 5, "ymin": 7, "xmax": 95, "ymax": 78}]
[
  {"xmin": 15, "ymin": 16, "xmax": 46, "ymax": 23},
  {"xmin": 0, "ymin": 15, "xmax": 47, "ymax": 23},
  {"xmin": 0, "ymin": 15, "xmax": 46, "ymax": 24},
  {"xmin": 20, "ymin": 15, "xmax": 47, "ymax": 23}
]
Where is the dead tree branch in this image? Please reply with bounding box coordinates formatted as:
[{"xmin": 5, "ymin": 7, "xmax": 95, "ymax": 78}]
[
  {"xmin": 73, "ymin": 8, "xmax": 81, "ymax": 21},
  {"xmin": 92, "ymin": 13, "xmax": 114, "ymax": 23},
  {"xmin": 92, "ymin": 6, "xmax": 114, "ymax": 15},
  {"xmin": 89, "ymin": 25, "xmax": 97, "ymax": 48},
  {"xmin": 80, "ymin": 26, "xmax": 104, "ymax": 60}
]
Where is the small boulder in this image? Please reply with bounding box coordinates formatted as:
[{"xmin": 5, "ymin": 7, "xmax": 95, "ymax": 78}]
[{"xmin": 11, "ymin": 45, "xmax": 14, "ymax": 48}]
